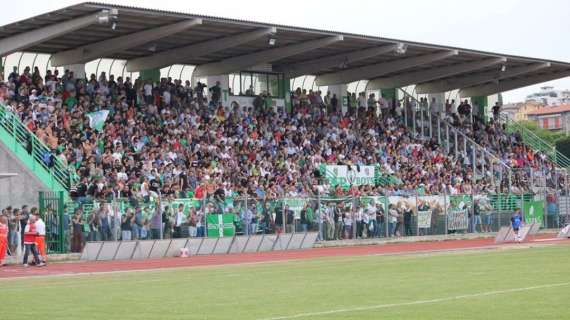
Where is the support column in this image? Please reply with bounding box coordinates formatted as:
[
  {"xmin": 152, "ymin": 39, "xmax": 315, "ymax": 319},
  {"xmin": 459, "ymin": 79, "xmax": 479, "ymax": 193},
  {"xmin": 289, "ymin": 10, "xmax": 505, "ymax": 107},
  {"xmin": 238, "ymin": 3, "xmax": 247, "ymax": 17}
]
[
  {"xmin": 446, "ymin": 124, "xmax": 450, "ymax": 154},
  {"xmin": 327, "ymin": 84, "xmax": 348, "ymax": 115},
  {"xmin": 428, "ymin": 93, "xmax": 445, "ymax": 119},
  {"xmin": 454, "ymin": 131, "xmax": 458, "ymax": 155},
  {"xmin": 472, "ymin": 144, "xmax": 476, "ymax": 177},
  {"xmin": 139, "ymin": 68, "xmax": 160, "ymax": 83},
  {"xmin": 471, "ymin": 96, "xmax": 488, "ymax": 122},
  {"xmin": 282, "ymin": 77, "xmax": 292, "ymax": 113},
  {"xmin": 437, "ymin": 117, "xmax": 441, "ymax": 145}
]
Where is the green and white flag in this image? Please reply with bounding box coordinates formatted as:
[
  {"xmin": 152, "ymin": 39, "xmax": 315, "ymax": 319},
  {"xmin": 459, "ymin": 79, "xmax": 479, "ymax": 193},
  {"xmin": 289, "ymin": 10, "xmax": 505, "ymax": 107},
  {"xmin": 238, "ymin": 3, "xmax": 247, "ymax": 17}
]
[
  {"xmin": 447, "ymin": 209, "xmax": 468, "ymax": 230},
  {"xmin": 417, "ymin": 210, "xmax": 432, "ymax": 228},
  {"xmin": 524, "ymin": 200, "xmax": 544, "ymax": 225},
  {"xmin": 281, "ymin": 198, "xmax": 308, "ymax": 219},
  {"xmin": 86, "ymin": 110, "xmax": 109, "ymax": 131},
  {"xmin": 320, "ymin": 164, "xmax": 376, "ymax": 187},
  {"xmin": 206, "ymin": 213, "xmax": 235, "ymax": 237}
]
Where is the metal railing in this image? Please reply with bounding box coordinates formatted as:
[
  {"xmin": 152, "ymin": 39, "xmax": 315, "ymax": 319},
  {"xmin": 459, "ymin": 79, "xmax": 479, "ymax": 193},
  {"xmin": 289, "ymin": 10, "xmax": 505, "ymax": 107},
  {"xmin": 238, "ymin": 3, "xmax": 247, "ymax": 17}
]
[
  {"xmin": 499, "ymin": 112, "xmax": 570, "ymax": 169},
  {"xmin": 51, "ymin": 190, "xmax": 569, "ymax": 254},
  {"xmin": 397, "ymin": 88, "xmax": 513, "ymax": 190},
  {"xmin": 0, "ymin": 103, "xmax": 77, "ymax": 197}
]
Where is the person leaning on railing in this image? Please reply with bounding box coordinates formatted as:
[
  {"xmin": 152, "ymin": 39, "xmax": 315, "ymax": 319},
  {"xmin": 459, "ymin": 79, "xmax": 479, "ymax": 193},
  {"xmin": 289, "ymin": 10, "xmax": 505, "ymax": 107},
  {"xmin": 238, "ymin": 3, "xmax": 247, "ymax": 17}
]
[{"xmin": 120, "ymin": 208, "xmax": 134, "ymax": 241}]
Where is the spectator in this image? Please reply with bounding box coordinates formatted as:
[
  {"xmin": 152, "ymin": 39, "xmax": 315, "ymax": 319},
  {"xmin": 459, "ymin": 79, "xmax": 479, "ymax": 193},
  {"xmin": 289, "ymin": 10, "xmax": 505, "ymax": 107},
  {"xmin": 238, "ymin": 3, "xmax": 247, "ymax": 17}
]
[
  {"xmin": 120, "ymin": 209, "xmax": 133, "ymax": 241},
  {"xmin": 33, "ymin": 211, "xmax": 47, "ymax": 264},
  {"xmin": 0, "ymin": 215, "xmax": 7, "ymax": 266},
  {"xmin": 300, "ymin": 203, "xmax": 310, "ymax": 232},
  {"xmin": 284, "ymin": 205, "xmax": 294, "ymax": 234},
  {"xmin": 403, "ymin": 203, "xmax": 413, "ymax": 236},
  {"xmin": 375, "ymin": 203, "xmax": 385, "ymax": 238},
  {"xmin": 174, "ymin": 204, "xmax": 185, "ymax": 238},
  {"xmin": 71, "ymin": 209, "xmax": 84, "ymax": 252},
  {"xmin": 23, "ymin": 215, "xmax": 44, "ymax": 267},
  {"xmin": 388, "ymin": 204, "xmax": 399, "ymax": 237},
  {"xmin": 150, "ymin": 206, "xmax": 162, "ymax": 239},
  {"xmin": 87, "ymin": 210, "xmax": 100, "ymax": 241},
  {"xmin": 162, "ymin": 206, "xmax": 173, "ymax": 239}
]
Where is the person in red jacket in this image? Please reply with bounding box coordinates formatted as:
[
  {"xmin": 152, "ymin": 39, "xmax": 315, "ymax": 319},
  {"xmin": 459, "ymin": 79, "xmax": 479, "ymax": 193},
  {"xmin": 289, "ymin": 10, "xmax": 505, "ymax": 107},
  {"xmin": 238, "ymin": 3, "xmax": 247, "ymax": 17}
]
[
  {"xmin": 23, "ymin": 215, "xmax": 44, "ymax": 267},
  {"xmin": 0, "ymin": 215, "xmax": 8, "ymax": 266}
]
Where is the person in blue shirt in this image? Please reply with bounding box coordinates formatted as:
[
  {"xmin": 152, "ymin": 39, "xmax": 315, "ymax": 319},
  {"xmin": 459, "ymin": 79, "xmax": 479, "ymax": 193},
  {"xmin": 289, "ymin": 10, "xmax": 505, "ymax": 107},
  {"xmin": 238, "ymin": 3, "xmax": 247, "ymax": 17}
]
[{"xmin": 511, "ymin": 208, "xmax": 523, "ymax": 242}]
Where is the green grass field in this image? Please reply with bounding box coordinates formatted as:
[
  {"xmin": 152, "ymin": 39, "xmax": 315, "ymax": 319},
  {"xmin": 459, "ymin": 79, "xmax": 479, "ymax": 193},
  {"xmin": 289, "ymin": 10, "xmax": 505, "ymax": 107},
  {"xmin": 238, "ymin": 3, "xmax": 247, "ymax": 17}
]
[{"xmin": 1, "ymin": 244, "xmax": 569, "ymax": 320}]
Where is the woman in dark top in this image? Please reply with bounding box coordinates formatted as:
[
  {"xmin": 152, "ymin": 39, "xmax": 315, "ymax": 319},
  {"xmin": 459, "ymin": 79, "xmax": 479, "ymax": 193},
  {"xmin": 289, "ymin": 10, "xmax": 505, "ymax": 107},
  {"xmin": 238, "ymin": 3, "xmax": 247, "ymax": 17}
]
[
  {"xmin": 120, "ymin": 210, "xmax": 133, "ymax": 241},
  {"xmin": 162, "ymin": 206, "xmax": 173, "ymax": 239},
  {"xmin": 88, "ymin": 211, "xmax": 101, "ymax": 241},
  {"xmin": 403, "ymin": 205, "xmax": 413, "ymax": 236},
  {"xmin": 300, "ymin": 205, "xmax": 309, "ymax": 233},
  {"xmin": 71, "ymin": 210, "xmax": 84, "ymax": 252},
  {"xmin": 274, "ymin": 206, "xmax": 283, "ymax": 234}
]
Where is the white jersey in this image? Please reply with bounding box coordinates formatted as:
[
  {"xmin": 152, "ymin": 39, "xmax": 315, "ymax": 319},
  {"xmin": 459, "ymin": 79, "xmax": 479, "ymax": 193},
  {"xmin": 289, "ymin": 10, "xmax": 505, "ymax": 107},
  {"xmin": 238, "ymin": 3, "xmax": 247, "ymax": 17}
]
[{"xmin": 35, "ymin": 218, "xmax": 46, "ymax": 236}]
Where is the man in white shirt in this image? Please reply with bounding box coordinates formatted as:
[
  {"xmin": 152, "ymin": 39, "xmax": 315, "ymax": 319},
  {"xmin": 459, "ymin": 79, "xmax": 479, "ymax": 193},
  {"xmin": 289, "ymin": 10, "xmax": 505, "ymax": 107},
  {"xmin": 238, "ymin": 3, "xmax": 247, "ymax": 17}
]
[
  {"xmin": 163, "ymin": 89, "xmax": 171, "ymax": 106},
  {"xmin": 174, "ymin": 204, "xmax": 185, "ymax": 238},
  {"xmin": 33, "ymin": 211, "xmax": 47, "ymax": 264},
  {"xmin": 143, "ymin": 81, "xmax": 153, "ymax": 104}
]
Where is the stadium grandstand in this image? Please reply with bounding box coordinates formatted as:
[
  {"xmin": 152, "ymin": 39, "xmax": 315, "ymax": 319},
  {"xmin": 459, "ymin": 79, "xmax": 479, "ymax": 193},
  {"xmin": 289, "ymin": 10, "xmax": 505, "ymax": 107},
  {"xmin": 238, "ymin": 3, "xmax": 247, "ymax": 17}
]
[{"xmin": 1, "ymin": 2, "xmax": 570, "ymax": 254}]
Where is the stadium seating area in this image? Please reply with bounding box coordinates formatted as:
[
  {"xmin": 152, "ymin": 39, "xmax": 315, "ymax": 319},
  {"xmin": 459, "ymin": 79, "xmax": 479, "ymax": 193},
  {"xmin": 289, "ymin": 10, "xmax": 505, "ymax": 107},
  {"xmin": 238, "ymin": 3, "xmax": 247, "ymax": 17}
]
[{"xmin": 0, "ymin": 66, "xmax": 564, "ymax": 206}]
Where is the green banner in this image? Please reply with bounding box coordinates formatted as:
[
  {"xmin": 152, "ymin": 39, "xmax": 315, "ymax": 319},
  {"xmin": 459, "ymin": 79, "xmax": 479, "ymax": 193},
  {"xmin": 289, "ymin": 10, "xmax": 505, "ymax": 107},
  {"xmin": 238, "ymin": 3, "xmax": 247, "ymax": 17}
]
[
  {"xmin": 206, "ymin": 213, "xmax": 235, "ymax": 237},
  {"xmin": 281, "ymin": 198, "xmax": 308, "ymax": 219},
  {"xmin": 449, "ymin": 195, "xmax": 473, "ymax": 210},
  {"xmin": 320, "ymin": 164, "xmax": 377, "ymax": 187},
  {"xmin": 524, "ymin": 200, "xmax": 544, "ymax": 225}
]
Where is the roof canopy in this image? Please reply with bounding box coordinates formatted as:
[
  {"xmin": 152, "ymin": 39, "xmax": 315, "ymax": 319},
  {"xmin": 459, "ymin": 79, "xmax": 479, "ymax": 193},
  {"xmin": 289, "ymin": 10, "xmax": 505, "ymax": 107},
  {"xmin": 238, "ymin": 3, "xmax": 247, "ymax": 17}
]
[{"xmin": 1, "ymin": 2, "xmax": 569, "ymax": 96}]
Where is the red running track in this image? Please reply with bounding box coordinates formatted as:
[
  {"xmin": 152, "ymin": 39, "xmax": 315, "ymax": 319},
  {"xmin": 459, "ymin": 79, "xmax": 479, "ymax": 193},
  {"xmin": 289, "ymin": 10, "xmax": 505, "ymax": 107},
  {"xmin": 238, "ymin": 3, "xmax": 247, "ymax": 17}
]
[{"xmin": 1, "ymin": 237, "xmax": 567, "ymax": 279}]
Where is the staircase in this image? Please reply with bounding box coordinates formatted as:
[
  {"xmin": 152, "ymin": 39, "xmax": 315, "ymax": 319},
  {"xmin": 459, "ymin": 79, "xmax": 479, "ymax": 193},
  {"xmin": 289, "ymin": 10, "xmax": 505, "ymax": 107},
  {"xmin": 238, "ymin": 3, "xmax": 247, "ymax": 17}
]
[
  {"xmin": 397, "ymin": 88, "xmax": 513, "ymax": 190},
  {"xmin": 0, "ymin": 103, "xmax": 76, "ymax": 199},
  {"xmin": 499, "ymin": 113, "xmax": 570, "ymax": 170}
]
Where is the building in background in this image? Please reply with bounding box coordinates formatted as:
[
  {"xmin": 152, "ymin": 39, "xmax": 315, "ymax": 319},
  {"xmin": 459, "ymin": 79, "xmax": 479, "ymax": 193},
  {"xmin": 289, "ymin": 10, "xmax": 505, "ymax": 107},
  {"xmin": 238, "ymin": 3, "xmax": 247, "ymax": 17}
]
[
  {"xmin": 526, "ymin": 86, "xmax": 570, "ymax": 106},
  {"xmin": 501, "ymin": 101, "xmax": 543, "ymax": 121},
  {"xmin": 526, "ymin": 105, "xmax": 570, "ymax": 134}
]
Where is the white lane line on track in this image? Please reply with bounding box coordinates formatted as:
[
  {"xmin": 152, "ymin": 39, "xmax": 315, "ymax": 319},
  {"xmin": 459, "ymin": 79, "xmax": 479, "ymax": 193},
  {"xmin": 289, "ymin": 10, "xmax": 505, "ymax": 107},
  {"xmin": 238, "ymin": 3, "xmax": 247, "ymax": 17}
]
[{"xmin": 258, "ymin": 282, "xmax": 570, "ymax": 320}]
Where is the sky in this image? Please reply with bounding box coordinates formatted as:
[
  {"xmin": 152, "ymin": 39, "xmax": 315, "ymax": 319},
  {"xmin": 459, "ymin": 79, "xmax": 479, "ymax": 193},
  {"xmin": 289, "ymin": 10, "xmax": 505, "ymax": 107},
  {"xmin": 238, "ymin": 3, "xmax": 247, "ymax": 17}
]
[{"xmin": 1, "ymin": 0, "xmax": 569, "ymax": 103}]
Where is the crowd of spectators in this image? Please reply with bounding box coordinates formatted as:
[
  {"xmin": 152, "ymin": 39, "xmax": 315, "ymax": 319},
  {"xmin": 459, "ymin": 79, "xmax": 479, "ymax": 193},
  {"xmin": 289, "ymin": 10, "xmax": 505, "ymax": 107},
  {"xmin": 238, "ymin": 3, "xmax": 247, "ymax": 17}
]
[
  {"xmin": 0, "ymin": 66, "xmax": 494, "ymax": 204},
  {"xmin": 2, "ymin": 65, "xmax": 569, "ymax": 254},
  {"xmin": 1, "ymin": 66, "xmax": 567, "ymax": 206},
  {"xmin": 435, "ymin": 99, "xmax": 564, "ymax": 193}
]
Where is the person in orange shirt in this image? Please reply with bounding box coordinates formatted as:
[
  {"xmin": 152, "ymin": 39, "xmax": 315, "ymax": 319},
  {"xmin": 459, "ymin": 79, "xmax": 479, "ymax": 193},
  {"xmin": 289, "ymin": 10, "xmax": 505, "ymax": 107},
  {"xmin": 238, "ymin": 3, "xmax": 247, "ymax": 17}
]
[
  {"xmin": 33, "ymin": 211, "xmax": 47, "ymax": 264},
  {"xmin": 0, "ymin": 215, "xmax": 8, "ymax": 266},
  {"xmin": 23, "ymin": 215, "xmax": 44, "ymax": 267}
]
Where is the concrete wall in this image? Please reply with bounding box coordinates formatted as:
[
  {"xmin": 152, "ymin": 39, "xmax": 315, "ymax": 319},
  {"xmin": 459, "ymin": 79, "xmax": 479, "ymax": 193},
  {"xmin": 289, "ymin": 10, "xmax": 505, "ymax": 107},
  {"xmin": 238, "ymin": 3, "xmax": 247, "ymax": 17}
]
[{"xmin": 0, "ymin": 139, "xmax": 47, "ymax": 208}]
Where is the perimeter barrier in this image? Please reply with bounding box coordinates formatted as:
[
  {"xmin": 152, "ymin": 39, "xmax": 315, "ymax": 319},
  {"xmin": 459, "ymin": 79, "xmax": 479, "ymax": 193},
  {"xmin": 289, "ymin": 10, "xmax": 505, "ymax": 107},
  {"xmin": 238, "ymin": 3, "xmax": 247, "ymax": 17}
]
[
  {"xmin": 80, "ymin": 232, "xmax": 319, "ymax": 261},
  {"xmin": 43, "ymin": 191, "xmax": 569, "ymax": 255}
]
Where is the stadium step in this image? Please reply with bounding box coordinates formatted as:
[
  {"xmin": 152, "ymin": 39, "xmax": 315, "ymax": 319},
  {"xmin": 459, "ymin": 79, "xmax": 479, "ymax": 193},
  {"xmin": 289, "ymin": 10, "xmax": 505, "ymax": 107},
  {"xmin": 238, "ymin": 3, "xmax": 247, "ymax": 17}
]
[{"xmin": 0, "ymin": 103, "xmax": 75, "ymax": 199}]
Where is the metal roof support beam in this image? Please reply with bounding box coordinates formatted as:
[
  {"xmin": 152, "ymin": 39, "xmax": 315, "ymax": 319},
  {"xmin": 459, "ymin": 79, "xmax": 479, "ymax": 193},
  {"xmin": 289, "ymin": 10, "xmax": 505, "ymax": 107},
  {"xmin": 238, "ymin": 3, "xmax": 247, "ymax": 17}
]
[
  {"xmin": 279, "ymin": 44, "xmax": 398, "ymax": 78},
  {"xmin": 0, "ymin": 10, "xmax": 113, "ymax": 57},
  {"xmin": 126, "ymin": 27, "xmax": 276, "ymax": 72},
  {"xmin": 459, "ymin": 69, "xmax": 570, "ymax": 97},
  {"xmin": 367, "ymin": 57, "xmax": 507, "ymax": 89},
  {"xmin": 192, "ymin": 35, "xmax": 343, "ymax": 77},
  {"xmin": 315, "ymin": 50, "xmax": 458, "ymax": 86},
  {"xmin": 50, "ymin": 19, "xmax": 202, "ymax": 66},
  {"xmin": 416, "ymin": 62, "xmax": 551, "ymax": 94}
]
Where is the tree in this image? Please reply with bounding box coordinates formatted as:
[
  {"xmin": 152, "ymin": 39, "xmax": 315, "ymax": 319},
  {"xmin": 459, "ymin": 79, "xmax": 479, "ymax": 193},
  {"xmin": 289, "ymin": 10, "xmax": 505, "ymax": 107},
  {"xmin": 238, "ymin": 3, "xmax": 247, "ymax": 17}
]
[
  {"xmin": 517, "ymin": 121, "xmax": 566, "ymax": 145},
  {"xmin": 556, "ymin": 136, "xmax": 570, "ymax": 161}
]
